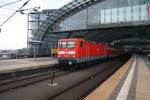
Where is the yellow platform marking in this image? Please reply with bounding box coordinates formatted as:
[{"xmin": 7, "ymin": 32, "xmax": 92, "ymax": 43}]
[
  {"xmin": 116, "ymin": 57, "xmax": 136, "ymax": 100},
  {"xmin": 84, "ymin": 57, "xmax": 133, "ymax": 100}
]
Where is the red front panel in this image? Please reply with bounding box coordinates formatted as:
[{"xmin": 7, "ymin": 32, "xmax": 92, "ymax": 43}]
[
  {"xmin": 57, "ymin": 39, "xmax": 77, "ymax": 58},
  {"xmin": 57, "ymin": 48, "xmax": 76, "ymax": 58}
]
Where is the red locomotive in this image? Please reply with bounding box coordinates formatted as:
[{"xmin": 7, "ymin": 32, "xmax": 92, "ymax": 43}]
[{"xmin": 56, "ymin": 38, "xmax": 123, "ymax": 69}]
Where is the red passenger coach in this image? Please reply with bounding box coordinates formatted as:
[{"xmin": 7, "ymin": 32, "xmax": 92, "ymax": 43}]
[{"xmin": 56, "ymin": 38, "xmax": 123, "ymax": 69}]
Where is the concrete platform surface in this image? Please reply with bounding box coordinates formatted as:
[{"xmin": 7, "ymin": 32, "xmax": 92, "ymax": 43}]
[
  {"xmin": 0, "ymin": 57, "xmax": 56, "ymax": 74},
  {"xmin": 85, "ymin": 55, "xmax": 150, "ymax": 100}
]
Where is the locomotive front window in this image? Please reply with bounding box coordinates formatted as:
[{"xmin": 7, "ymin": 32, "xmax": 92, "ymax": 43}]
[
  {"xmin": 59, "ymin": 41, "xmax": 67, "ymax": 48},
  {"xmin": 67, "ymin": 41, "xmax": 75, "ymax": 48}
]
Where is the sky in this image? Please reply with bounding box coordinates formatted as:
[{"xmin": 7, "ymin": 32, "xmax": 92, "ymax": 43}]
[{"xmin": 0, "ymin": 0, "xmax": 72, "ymax": 50}]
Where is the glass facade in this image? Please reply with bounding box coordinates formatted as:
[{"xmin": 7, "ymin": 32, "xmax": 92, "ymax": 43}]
[
  {"xmin": 27, "ymin": 9, "xmax": 58, "ymax": 56},
  {"xmin": 39, "ymin": 34, "xmax": 59, "ymax": 56},
  {"xmin": 28, "ymin": 0, "xmax": 150, "ymax": 56},
  {"xmin": 28, "ymin": 10, "xmax": 56, "ymax": 42},
  {"xmin": 51, "ymin": 0, "xmax": 150, "ymax": 32}
]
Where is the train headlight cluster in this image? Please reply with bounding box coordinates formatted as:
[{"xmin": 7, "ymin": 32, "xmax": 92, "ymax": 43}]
[
  {"xmin": 68, "ymin": 61, "xmax": 73, "ymax": 65},
  {"xmin": 55, "ymin": 60, "xmax": 59, "ymax": 64}
]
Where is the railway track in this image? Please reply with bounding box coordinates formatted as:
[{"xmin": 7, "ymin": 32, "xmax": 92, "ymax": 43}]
[
  {"xmin": 47, "ymin": 56, "xmax": 130, "ymax": 100},
  {"xmin": 0, "ymin": 55, "xmax": 131, "ymax": 100},
  {"xmin": 0, "ymin": 65, "xmax": 56, "ymax": 80},
  {"xmin": 0, "ymin": 67, "xmax": 69, "ymax": 93}
]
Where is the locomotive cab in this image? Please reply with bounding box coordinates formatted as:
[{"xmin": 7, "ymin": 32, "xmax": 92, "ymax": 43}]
[
  {"xmin": 58, "ymin": 40, "xmax": 76, "ymax": 58},
  {"xmin": 57, "ymin": 38, "xmax": 80, "ymax": 66}
]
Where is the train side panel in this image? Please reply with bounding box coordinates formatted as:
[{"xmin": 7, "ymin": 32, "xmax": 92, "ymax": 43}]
[{"xmin": 56, "ymin": 38, "xmax": 124, "ymax": 69}]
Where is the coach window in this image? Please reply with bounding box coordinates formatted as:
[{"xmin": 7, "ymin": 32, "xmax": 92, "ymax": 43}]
[{"xmin": 80, "ymin": 41, "xmax": 84, "ymax": 48}]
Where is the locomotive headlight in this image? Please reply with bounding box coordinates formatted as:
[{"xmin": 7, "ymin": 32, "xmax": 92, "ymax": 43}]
[
  {"xmin": 68, "ymin": 61, "xmax": 73, "ymax": 65},
  {"xmin": 68, "ymin": 51, "xmax": 76, "ymax": 54},
  {"xmin": 55, "ymin": 60, "xmax": 59, "ymax": 64}
]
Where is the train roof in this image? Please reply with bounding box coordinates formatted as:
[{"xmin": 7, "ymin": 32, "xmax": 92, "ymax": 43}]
[{"xmin": 58, "ymin": 38, "xmax": 84, "ymax": 41}]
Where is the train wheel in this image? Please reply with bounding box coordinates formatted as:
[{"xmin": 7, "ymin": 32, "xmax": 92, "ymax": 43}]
[
  {"xmin": 79, "ymin": 63, "xmax": 84, "ymax": 69},
  {"xmin": 60, "ymin": 66, "xmax": 65, "ymax": 70},
  {"xmin": 55, "ymin": 64, "xmax": 61, "ymax": 69},
  {"xmin": 69, "ymin": 65, "xmax": 78, "ymax": 71}
]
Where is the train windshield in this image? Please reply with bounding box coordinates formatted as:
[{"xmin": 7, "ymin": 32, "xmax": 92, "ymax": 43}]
[
  {"xmin": 59, "ymin": 41, "xmax": 75, "ymax": 48},
  {"xmin": 67, "ymin": 41, "xmax": 75, "ymax": 48},
  {"xmin": 59, "ymin": 41, "xmax": 67, "ymax": 48}
]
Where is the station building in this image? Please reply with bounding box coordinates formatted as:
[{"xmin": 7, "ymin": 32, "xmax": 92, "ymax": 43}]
[
  {"xmin": 27, "ymin": 9, "xmax": 58, "ymax": 56},
  {"xmin": 28, "ymin": 0, "xmax": 150, "ymax": 56}
]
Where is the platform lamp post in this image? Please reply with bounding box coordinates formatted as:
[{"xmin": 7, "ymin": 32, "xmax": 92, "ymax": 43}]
[
  {"xmin": 29, "ymin": 40, "xmax": 41, "ymax": 61},
  {"xmin": 18, "ymin": 7, "xmax": 40, "ymax": 57}
]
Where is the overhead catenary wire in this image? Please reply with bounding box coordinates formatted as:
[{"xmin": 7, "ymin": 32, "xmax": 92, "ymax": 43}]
[
  {"xmin": 0, "ymin": 0, "xmax": 22, "ymax": 8},
  {"xmin": 0, "ymin": 0, "xmax": 30, "ymax": 27},
  {"xmin": 0, "ymin": 1, "xmax": 20, "ymax": 9},
  {"xmin": 0, "ymin": 2, "xmax": 19, "ymax": 9},
  {"xmin": 0, "ymin": 7, "xmax": 17, "ymax": 11}
]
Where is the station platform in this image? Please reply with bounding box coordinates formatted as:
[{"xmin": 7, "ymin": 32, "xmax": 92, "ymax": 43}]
[
  {"xmin": 84, "ymin": 55, "xmax": 150, "ymax": 100},
  {"xmin": 0, "ymin": 57, "xmax": 56, "ymax": 74}
]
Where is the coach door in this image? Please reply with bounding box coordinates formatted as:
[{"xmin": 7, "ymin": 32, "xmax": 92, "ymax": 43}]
[{"xmin": 85, "ymin": 42, "xmax": 89, "ymax": 63}]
